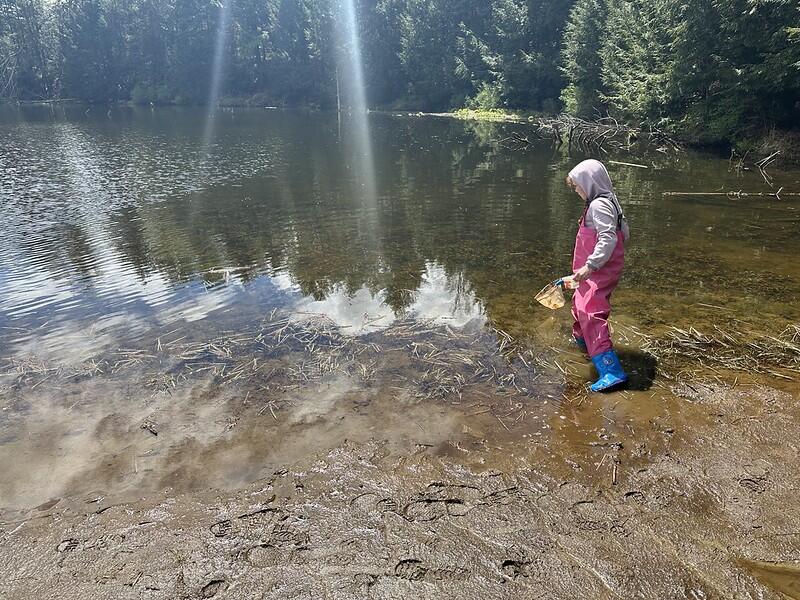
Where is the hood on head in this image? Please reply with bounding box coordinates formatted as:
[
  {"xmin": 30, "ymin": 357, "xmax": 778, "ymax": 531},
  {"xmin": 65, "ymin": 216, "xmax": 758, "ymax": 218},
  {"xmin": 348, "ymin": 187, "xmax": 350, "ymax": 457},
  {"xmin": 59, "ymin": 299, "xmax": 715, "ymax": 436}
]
[{"xmin": 568, "ymin": 159, "xmax": 615, "ymax": 202}]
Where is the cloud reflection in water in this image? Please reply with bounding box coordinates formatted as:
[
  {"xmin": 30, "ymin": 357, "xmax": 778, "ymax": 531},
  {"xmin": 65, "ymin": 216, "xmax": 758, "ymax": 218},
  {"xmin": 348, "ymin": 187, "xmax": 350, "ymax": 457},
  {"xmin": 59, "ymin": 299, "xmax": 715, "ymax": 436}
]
[{"xmin": 286, "ymin": 262, "xmax": 485, "ymax": 334}]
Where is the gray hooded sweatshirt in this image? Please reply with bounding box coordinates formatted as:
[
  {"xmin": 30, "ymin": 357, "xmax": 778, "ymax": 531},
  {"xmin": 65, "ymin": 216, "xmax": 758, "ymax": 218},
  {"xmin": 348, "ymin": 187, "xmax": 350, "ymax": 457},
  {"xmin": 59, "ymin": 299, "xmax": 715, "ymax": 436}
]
[{"xmin": 568, "ymin": 159, "xmax": 630, "ymax": 271}]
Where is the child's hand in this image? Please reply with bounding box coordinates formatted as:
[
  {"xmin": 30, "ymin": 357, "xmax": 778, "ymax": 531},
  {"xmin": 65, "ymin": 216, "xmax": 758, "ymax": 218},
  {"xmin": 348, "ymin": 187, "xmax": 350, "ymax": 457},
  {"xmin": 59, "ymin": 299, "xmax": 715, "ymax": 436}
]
[{"xmin": 573, "ymin": 265, "xmax": 592, "ymax": 283}]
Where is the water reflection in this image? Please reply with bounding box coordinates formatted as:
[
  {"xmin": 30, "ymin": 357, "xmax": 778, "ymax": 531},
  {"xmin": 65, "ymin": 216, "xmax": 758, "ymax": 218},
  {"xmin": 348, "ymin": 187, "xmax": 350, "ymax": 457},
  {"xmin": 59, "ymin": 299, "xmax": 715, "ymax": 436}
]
[
  {"xmin": 0, "ymin": 107, "xmax": 799, "ymax": 364},
  {"xmin": 409, "ymin": 264, "xmax": 484, "ymax": 326},
  {"xmin": 290, "ymin": 262, "xmax": 485, "ymax": 333}
]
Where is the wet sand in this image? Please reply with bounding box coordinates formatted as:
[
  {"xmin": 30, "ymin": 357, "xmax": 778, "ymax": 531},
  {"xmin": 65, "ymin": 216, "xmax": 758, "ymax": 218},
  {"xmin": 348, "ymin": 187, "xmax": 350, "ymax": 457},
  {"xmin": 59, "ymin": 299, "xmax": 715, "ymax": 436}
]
[{"xmin": 2, "ymin": 330, "xmax": 799, "ymax": 598}]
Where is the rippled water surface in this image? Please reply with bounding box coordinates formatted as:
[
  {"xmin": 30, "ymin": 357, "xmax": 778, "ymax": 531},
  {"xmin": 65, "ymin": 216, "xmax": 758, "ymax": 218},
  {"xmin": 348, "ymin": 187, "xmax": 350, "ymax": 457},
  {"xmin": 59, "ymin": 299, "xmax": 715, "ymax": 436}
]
[
  {"xmin": 2, "ymin": 106, "xmax": 799, "ymax": 359},
  {"xmin": 1, "ymin": 106, "xmax": 799, "ymax": 509}
]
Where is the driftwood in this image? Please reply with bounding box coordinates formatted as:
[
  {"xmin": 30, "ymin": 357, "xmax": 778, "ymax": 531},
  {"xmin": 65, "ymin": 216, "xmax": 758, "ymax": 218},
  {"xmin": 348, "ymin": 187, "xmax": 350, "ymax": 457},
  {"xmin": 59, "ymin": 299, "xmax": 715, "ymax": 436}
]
[
  {"xmin": 663, "ymin": 188, "xmax": 799, "ymax": 199},
  {"xmin": 730, "ymin": 150, "xmax": 783, "ymax": 187},
  {"xmin": 608, "ymin": 160, "xmax": 649, "ymax": 169},
  {"xmin": 500, "ymin": 114, "xmax": 680, "ymax": 154},
  {"xmin": 756, "ymin": 151, "xmax": 781, "ymax": 187}
]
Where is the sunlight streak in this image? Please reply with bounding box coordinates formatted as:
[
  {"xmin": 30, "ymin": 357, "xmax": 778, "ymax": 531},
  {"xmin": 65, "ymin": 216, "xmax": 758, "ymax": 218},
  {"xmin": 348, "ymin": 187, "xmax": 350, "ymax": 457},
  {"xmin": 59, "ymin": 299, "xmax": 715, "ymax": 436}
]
[
  {"xmin": 202, "ymin": 0, "xmax": 233, "ymax": 159},
  {"xmin": 335, "ymin": 0, "xmax": 377, "ymax": 205}
]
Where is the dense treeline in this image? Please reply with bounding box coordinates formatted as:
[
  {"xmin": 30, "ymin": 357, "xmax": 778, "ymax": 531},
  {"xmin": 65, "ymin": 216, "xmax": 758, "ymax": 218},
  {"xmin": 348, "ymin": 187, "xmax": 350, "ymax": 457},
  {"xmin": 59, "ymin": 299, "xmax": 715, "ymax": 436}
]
[{"xmin": 1, "ymin": 0, "xmax": 798, "ymax": 143}]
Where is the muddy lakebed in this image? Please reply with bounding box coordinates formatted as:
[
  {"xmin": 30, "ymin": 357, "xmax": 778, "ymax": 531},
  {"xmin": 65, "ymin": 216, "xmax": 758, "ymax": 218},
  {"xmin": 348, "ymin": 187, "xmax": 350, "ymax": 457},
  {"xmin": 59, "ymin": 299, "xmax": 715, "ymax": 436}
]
[{"xmin": 1, "ymin": 106, "xmax": 799, "ymax": 599}]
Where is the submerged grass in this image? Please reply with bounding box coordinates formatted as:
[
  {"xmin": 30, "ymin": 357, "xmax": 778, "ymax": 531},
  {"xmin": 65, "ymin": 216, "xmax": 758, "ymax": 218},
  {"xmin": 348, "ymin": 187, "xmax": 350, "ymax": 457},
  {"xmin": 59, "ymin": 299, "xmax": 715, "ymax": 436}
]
[
  {"xmin": 0, "ymin": 314, "xmax": 565, "ymax": 413},
  {"xmin": 621, "ymin": 323, "xmax": 800, "ymax": 381},
  {"xmin": 3, "ymin": 315, "xmax": 797, "ymax": 423}
]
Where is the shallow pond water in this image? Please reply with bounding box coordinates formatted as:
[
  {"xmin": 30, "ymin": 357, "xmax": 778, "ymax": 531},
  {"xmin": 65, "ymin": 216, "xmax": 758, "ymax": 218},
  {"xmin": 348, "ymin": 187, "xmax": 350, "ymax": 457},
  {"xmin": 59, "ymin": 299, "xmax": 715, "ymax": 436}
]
[
  {"xmin": 1, "ymin": 106, "xmax": 799, "ymax": 355},
  {"xmin": 1, "ymin": 106, "xmax": 799, "ymax": 509}
]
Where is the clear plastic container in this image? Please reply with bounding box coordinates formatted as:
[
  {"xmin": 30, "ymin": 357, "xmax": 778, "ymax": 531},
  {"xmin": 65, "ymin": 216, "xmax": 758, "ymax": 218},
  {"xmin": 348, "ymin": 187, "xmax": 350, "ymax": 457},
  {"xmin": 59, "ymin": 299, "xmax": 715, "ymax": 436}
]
[{"xmin": 560, "ymin": 275, "xmax": 579, "ymax": 290}]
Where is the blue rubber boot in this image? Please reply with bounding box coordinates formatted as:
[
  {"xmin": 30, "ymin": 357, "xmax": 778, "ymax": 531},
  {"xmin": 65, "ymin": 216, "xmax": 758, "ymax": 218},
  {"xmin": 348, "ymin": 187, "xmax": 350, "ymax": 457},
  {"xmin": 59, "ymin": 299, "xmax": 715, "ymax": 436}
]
[
  {"xmin": 590, "ymin": 350, "xmax": 628, "ymax": 392},
  {"xmin": 574, "ymin": 336, "xmax": 588, "ymax": 353}
]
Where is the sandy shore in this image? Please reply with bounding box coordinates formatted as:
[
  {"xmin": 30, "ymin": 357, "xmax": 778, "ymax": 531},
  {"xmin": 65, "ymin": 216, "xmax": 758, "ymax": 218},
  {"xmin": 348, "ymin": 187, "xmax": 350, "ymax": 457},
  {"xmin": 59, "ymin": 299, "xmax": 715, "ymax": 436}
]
[{"xmin": 2, "ymin": 375, "xmax": 798, "ymax": 599}]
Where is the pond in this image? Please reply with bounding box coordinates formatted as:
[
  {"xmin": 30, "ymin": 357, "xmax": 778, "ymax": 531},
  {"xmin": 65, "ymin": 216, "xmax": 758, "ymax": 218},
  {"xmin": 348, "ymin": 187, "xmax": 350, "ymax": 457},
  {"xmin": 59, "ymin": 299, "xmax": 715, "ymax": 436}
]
[{"xmin": 1, "ymin": 106, "xmax": 798, "ymax": 510}]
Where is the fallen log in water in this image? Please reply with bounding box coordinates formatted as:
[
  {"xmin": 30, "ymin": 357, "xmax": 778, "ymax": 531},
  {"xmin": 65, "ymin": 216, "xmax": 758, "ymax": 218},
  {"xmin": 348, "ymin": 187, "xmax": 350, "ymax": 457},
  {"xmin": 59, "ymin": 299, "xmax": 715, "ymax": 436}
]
[
  {"xmin": 663, "ymin": 189, "xmax": 800, "ymax": 199},
  {"xmin": 608, "ymin": 160, "xmax": 649, "ymax": 169},
  {"xmin": 500, "ymin": 114, "xmax": 681, "ymax": 154}
]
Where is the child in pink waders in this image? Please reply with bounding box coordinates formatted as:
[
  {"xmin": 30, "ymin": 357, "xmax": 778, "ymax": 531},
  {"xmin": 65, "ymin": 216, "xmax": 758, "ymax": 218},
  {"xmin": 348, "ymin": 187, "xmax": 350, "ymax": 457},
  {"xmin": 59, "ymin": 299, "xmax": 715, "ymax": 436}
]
[{"xmin": 566, "ymin": 159, "xmax": 630, "ymax": 392}]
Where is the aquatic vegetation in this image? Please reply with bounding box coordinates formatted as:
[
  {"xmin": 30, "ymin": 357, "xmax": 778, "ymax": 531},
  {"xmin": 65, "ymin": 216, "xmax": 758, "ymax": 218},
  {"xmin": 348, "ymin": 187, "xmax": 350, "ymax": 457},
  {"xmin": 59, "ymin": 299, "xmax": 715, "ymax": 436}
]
[
  {"xmin": 0, "ymin": 314, "xmax": 564, "ymax": 410},
  {"xmin": 622, "ymin": 323, "xmax": 800, "ymax": 381}
]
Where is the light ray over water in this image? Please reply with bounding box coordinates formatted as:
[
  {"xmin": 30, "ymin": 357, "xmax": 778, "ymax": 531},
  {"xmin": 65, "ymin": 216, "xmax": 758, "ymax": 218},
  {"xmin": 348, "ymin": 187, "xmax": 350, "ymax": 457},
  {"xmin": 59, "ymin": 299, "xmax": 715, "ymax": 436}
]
[
  {"xmin": 335, "ymin": 0, "xmax": 377, "ymax": 204},
  {"xmin": 202, "ymin": 0, "xmax": 233, "ymax": 159}
]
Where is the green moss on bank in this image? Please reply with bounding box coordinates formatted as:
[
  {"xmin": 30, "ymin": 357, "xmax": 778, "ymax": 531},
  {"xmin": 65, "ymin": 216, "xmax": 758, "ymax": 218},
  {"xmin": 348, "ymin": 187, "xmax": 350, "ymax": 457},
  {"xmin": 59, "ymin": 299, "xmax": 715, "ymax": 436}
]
[{"xmin": 451, "ymin": 108, "xmax": 527, "ymax": 123}]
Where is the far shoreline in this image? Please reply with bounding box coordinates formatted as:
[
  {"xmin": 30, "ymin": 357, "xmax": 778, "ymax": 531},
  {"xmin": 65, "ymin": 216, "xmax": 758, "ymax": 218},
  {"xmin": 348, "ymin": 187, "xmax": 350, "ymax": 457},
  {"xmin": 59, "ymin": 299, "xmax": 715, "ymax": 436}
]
[{"xmin": 4, "ymin": 99, "xmax": 798, "ymax": 165}]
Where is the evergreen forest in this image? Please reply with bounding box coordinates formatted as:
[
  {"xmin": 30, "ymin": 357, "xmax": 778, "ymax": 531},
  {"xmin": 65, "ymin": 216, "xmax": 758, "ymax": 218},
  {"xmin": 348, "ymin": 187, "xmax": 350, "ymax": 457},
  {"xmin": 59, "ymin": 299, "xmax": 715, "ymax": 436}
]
[{"xmin": 1, "ymin": 0, "xmax": 798, "ymax": 144}]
